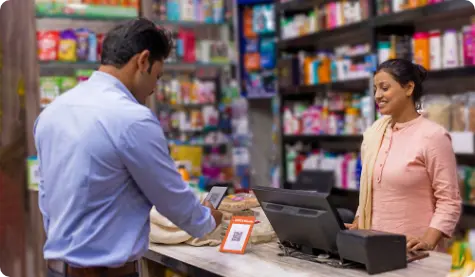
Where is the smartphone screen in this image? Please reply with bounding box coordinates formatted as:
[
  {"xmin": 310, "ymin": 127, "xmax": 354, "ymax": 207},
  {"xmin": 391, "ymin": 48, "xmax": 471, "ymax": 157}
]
[{"xmin": 204, "ymin": 186, "xmax": 228, "ymax": 209}]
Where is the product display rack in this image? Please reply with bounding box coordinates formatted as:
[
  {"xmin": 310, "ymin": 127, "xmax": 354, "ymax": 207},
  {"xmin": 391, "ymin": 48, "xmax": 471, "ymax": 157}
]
[
  {"xmin": 276, "ymin": 0, "xmax": 475, "ymax": 218},
  {"xmin": 280, "ymin": 78, "xmax": 370, "ymax": 96},
  {"xmin": 236, "ymin": 0, "xmax": 278, "ymax": 99}
]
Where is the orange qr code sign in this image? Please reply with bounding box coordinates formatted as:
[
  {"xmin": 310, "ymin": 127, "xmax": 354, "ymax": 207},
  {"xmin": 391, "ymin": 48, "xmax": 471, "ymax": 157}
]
[{"xmin": 219, "ymin": 216, "xmax": 256, "ymax": 254}]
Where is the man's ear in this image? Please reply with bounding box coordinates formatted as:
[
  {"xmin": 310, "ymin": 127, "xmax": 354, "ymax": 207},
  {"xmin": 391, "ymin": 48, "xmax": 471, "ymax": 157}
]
[{"xmin": 136, "ymin": 50, "xmax": 151, "ymax": 73}]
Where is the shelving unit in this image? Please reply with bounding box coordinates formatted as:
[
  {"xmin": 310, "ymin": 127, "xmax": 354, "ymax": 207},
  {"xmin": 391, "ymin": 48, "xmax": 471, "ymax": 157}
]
[{"xmin": 276, "ymin": 0, "xmax": 475, "ymax": 218}]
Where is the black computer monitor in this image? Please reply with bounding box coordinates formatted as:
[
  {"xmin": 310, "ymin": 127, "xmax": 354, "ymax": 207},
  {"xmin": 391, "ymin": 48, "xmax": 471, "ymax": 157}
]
[{"xmin": 253, "ymin": 186, "xmax": 345, "ymax": 255}]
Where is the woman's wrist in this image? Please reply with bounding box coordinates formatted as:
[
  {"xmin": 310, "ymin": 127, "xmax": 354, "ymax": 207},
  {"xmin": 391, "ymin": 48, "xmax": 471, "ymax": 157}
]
[{"xmin": 422, "ymin": 228, "xmax": 443, "ymax": 250}]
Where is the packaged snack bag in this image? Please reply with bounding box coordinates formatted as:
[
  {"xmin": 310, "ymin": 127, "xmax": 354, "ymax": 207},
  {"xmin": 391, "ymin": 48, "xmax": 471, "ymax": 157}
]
[
  {"xmin": 37, "ymin": 30, "xmax": 60, "ymax": 61},
  {"xmin": 58, "ymin": 29, "xmax": 77, "ymax": 62}
]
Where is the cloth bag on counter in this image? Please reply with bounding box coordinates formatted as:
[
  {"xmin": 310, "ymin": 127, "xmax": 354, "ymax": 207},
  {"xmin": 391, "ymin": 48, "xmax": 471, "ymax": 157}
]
[{"xmin": 149, "ymin": 206, "xmax": 223, "ymax": 247}]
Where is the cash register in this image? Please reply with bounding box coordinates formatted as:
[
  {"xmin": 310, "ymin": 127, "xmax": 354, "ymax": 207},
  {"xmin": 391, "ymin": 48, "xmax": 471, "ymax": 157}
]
[{"xmin": 252, "ymin": 186, "xmax": 408, "ymax": 275}]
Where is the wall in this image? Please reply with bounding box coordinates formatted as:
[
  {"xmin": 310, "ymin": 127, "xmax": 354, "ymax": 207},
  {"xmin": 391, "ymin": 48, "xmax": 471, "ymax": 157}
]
[{"xmin": 248, "ymin": 99, "xmax": 278, "ymax": 187}]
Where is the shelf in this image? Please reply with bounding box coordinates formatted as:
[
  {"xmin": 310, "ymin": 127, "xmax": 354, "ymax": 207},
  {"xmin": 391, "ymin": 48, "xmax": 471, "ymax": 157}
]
[
  {"xmin": 278, "ymin": 21, "xmax": 371, "ymax": 51},
  {"xmin": 331, "ymin": 187, "xmax": 359, "ymax": 196},
  {"xmin": 39, "ymin": 61, "xmax": 232, "ymax": 76},
  {"xmin": 277, "ymin": 0, "xmax": 321, "ymax": 14},
  {"xmin": 463, "ymin": 203, "xmax": 475, "ymax": 216},
  {"xmin": 36, "ymin": 3, "xmax": 138, "ymax": 20},
  {"xmin": 157, "ymin": 103, "xmax": 216, "ymax": 110},
  {"xmin": 40, "ymin": 60, "xmax": 98, "ymax": 70},
  {"xmin": 279, "ymin": 78, "xmax": 370, "ymax": 96},
  {"xmin": 373, "ymin": 1, "xmax": 474, "ymax": 27},
  {"xmin": 283, "ymin": 134, "xmax": 363, "ymax": 143},
  {"xmin": 278, "ymin": 2, "xmax": 474, "ymax": 50},
  {"xmin": 164, "ymin": 62, "xmax": 233, "ymax": 71},
  {"xmin": 427, "ymin": 67, "xmax": 475, "ymax": 80},
  {"xmin": 154, "ymin": 19, "xmax": 230, "ymax": 28}
]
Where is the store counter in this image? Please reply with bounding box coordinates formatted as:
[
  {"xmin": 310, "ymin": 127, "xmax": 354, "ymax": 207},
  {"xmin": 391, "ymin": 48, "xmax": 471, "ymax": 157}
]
[{"xmin": 140, "ymin": 241, "xmax": 451, "ymax": 277}]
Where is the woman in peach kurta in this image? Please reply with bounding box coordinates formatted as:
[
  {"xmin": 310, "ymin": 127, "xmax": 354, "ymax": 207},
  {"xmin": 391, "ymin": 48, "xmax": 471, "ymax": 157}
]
[{"xmin": 346, "ymin": 59, "xmax": 461, "ymax": 252}]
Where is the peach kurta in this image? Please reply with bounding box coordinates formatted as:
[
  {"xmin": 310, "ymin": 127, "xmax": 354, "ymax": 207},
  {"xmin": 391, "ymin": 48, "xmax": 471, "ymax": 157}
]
[{"xmin": 370, "ymin": 116, "xmax": 461, "ymax": 239}]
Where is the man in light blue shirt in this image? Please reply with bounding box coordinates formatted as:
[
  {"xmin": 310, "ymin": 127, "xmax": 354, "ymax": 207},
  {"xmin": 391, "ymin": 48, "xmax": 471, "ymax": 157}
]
[{"xmin": 34, "ymin": 18, "xmax": 222, "ymax": 277}]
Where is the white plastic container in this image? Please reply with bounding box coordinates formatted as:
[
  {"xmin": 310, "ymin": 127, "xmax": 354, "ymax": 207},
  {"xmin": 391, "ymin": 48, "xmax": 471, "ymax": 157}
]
[
  {"xmin": 443, "ymin": 29, "xmax": 459, "ymax": 69},
  {"xmin": 429, "ymin": 30, "xmax": 442, "ymax": 70}
]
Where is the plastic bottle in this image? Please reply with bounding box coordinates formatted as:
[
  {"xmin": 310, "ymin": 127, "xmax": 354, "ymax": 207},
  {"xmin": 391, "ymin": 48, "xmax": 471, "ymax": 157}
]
[
  {"xmin": 355, "ymin": 155, "xmax": 362, "ymax": 190},
  {"xmin": 344, "ymin": 108, "xmax": 358, "ymax": 134},
  {"xmin": 429, "ymin": 30, "xmax": 442, "ymax": 70},
  {"xmin": 377, "ymin": 41, "xmax": 391, "ymax": 64},
  {"xmin": 463, "ymin": 25, "xmax": 474, "ymax": 66},
  {"xmin": 283, "ymin": 107, "xmax": 293, "ymax": 135},
  {"xmin": 286, "ymin": 147, "xmax": 297, "ymax": 183},
  {"xmin": 295, "ymin": 153, "xmax": 307, "ymax": 178},
  {"xmin": 443, "ymin": 29, "xmax": 459, "ymax": 69},
  {"xmin": 178, "ymin": 165, "xmax": 190, "ymax": 182},
  {"xmin": 413, "ymin": 32, "xmax": 430, "ymax": 69},
  {"xmin": 472, "ymin": 23, "xmax": 475, "ymax": 65}
]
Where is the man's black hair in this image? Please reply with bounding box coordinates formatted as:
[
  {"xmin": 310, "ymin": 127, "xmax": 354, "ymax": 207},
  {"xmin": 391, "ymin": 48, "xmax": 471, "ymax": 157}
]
[{"xmin": 101, "ymin": 18, "xmax": 172, "ymax": 73}]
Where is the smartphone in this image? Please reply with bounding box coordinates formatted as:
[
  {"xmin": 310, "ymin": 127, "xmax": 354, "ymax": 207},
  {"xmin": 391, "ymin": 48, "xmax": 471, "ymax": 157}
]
[
  {"xmin": 204, "ymin": 186, "xmax": 228, "ymax": 209},
  {"xmin": 407, "ymin": 251, "xmax": 430, "ymax": 263}
]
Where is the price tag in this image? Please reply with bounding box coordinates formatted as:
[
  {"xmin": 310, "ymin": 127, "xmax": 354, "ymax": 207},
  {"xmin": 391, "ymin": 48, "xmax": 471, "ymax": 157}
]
[{"xmin": 219, "ymin": 216, "xmax": 255, "ymax": 254}]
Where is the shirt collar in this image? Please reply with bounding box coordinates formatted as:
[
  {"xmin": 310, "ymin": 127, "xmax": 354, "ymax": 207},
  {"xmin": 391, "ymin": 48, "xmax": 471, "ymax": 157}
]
[
  {"xmin": 392, "ymin": 115, "xmax": 423, "ymax": 131},
  {"xmin": 88, "ymin": 71, "xmax": 139, "ymax": 104}
]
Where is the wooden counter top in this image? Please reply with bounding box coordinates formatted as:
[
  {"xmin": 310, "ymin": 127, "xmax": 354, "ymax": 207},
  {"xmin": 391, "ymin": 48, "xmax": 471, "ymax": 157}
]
[{"xmin": 143, "ymin": 241, "xmax": 452, "ymax": 277}]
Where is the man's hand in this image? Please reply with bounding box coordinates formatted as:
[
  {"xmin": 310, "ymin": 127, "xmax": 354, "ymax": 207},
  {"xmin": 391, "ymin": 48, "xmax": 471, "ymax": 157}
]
[
  {"xmin": 203, "ymin": 201, "xmax": 223, "ymax": 227},
  {"xmin": 344, "ymin": 217, "xmax": 359, "ymax": 230}
]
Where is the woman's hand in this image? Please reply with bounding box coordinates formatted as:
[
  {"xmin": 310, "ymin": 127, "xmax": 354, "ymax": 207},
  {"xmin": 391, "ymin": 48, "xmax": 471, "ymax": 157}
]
[
  {"xmin": 407, "ymin": 228, "xmax": 443, "ymax": 252},
  {"xmin": 344, "ymin": 217, "xmax": 359, "ymax": 230},
  {"xmin": 406, "ymin": 236, "xmax": 435, "ymax": 252}
]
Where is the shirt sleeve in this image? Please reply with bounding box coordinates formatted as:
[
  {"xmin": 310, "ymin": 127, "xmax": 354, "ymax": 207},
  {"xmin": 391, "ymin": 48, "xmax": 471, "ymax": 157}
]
[
  {"xmin": 34, "ymin": 119, "xmax": 50, "ymax": 233},
  {"xmin": 38, "ymin": 159, "xmax": 50, "ymax": 233},
  {"xmin": 425, "ymin": 132, "xmax": 462, "ymax": 237},
  {"xmin": 119, "ymin": 116, "xmax": 216, "ymax": 238}
]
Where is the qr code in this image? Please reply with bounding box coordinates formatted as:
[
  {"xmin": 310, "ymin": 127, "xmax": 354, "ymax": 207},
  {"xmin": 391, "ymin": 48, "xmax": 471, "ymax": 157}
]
[{"xmin": 231, "ymin": 231, "xmax": 243, "ymax": 242}]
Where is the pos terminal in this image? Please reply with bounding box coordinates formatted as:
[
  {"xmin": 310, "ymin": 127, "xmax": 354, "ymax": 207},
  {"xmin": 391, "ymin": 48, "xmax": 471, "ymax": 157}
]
[{"xmin": 252, "ymin": 186, "xmax": 408, "ymax": 275}]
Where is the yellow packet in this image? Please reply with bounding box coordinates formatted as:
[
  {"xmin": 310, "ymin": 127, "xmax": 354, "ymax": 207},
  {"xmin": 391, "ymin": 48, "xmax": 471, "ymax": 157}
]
[
  {"xmin": 447, "ymin": 261, "xmax": 475, "ymax": 277},
  {"xmin": 451, "ymin": 241, "xmax": 472, "ymax": 271}
]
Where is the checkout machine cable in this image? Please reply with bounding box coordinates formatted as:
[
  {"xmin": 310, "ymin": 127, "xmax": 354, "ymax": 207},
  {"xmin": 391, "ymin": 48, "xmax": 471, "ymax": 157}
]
[{"xmin": 277, "ymin": 242, "xmax": 360, "ymax": 269}]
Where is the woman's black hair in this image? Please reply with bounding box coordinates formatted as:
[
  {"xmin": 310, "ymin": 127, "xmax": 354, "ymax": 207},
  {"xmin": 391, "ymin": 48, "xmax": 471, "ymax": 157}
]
[{"xmin": 375, "ymin": 59, "xmax": 428, "ymax": 107}]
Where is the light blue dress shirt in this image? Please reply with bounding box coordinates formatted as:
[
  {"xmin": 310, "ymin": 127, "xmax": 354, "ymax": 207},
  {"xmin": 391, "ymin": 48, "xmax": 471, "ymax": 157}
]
[{"xmin": 34, "ymin": 71, "xmax": 216, "ymax": 267}]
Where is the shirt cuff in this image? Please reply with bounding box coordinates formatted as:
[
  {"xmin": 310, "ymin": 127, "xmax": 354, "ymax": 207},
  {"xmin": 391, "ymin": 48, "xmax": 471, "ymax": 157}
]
[
  {"xmin": 189, "ymin": 206, "xmax": 217, "ymax": 239},
  {"xmin": 429, "ymin": 214, "xmax": 458, "ymax": 238}
]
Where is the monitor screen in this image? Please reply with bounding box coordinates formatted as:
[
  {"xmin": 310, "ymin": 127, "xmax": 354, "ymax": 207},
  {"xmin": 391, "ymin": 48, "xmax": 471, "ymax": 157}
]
[{"xmin": 253, "ymin": 186, "xmax": 345, "ymax": 254}]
